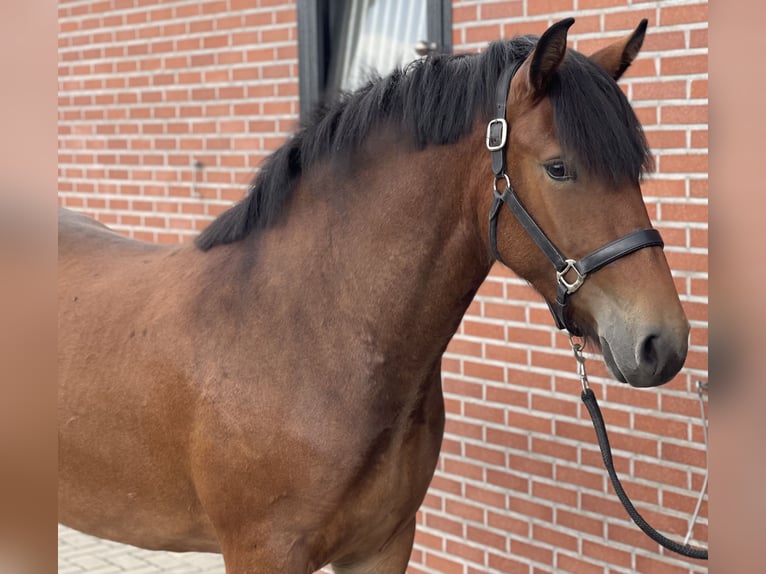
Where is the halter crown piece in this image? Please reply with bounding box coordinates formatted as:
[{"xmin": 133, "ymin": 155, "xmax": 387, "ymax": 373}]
[{"xmin": 486, "ymin": 62, "xmax": 664, "ymax": 335}]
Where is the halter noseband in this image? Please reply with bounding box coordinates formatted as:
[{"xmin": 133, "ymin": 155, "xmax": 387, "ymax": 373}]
[{"xmin": 487, "ymin": 62, "xmax": 664, "ymax": 335}]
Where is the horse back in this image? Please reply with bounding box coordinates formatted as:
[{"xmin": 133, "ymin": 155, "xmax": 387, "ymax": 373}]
[{"xmin": 58, "ymin": 207, "xmax": 162, "ymax": 258}]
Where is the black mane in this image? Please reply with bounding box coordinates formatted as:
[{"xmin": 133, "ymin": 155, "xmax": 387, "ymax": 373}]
[{"xmin": 195, "ymin": 36, "xmax": 651, "ymax": 251}]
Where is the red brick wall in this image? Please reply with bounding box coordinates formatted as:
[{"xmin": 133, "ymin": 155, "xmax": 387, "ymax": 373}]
[
  {"xmin": 58, "ymin": 1, "xmax": 708, "ymax": 572},
  {"xmin": 58, "ymin": 0, "xmax": 299, "ymax": 243}
]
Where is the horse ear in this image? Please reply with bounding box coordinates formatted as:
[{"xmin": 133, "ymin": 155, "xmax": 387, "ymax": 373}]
[
  {"xmin": 528, "ymin": 18, "xmax": 574, "ymax": 95},
  {"xmin": 590, "ymin": 19, "xmax": 648, "ymax": 81}
]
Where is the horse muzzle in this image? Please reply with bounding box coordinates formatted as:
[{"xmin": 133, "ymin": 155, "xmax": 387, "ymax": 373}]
[{"xmin": 599, "ymin": 321, "xmax": 689, "ymax": 388}]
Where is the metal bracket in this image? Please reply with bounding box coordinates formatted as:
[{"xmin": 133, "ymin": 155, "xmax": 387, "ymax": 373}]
[{"xmin": 569, "ymin": 335, "xmax": 590, "ymax": 392}]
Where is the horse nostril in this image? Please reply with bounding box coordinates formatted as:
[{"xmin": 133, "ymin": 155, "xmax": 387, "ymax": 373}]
[
  {"xmin": 638, "ymin": 333, "xmax": 660, "ymax": 374},
  {"xmin": 635, "ymin": 329, "xmax": 688, "ymax": 384}
]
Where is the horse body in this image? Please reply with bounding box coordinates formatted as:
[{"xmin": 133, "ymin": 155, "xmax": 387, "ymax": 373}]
[
  {"xmin": 59, "ymin": 136, "xmax": 490, "ymax": 570},
  {"xmin": 59, "ymin": 20, "xmax": 690, "ymax": 573}
]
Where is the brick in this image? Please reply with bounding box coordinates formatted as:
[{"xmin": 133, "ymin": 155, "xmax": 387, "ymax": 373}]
[
  {"xmin": 487, "ymin": 552, "xmax": 529, "ymax": 574},
  {"xmin": 663, "ymin": 489, "xmax": 707, "ymax": 518},
  {"xmin": 465, "ymin": 24, "xmax": 502, "ymax": 44},
  {"xmin": 660, "ymin": 153, "xmax": 708, "ymax": 174},
  {"xmin": 530, "ymin": 394, "xmax": 578, "ymax": 418},
  {"xmin": 467, "ymin": 525, "xmax": 508, "ymax": 552},
  {"xmin": 442, "ymin": 435, "xmax": 462, "ymax": 455},
  {"xmin": 632, "ymin": 79, "xmax": 687, "ymax": 101},
  {"xmin": 661, "ymin": 104, "xmax": 707, "ymax": 125},
  {"xmin": 530, "ymin": 349, "xmax": 582, "ymax": 373},
  {"xmin": 244, "ymin": 12, "xmax": 275, "ymax": 27},
  {"xmin": 464, "ymin": 360, "xmax": 504, "ymax": 382},
  {"xmin": 633, "ymin": 105, "xmax": 658, "ymax": 126},
  {"xmin": 633, "ymin": 410, "xmax": 690, "ymax": 437},
  {"xmin": 579, "ymin": 0, "xmax": 627, "ymax": 9},
  {"xmin": 484, "ymin": 342, "xmax": 527, "ymax": 365},
  {"xmin": 691, "ymin": 129, "xmax": 708, "ymax": 148},
  {"xmin": 485, "ymin": 385, "xmax": 527, "ymax": 407},
  {"xmin": 641, "ymin": 178, "xmax": 686, "ymax": 198},
  {"xmin": 557, "ymin": 508, "xmax": 603, "ymax": 536},
  {"xmin": 465, "ymin": 484, "xmax": 506, "ymax": 508},
  {"xmin": 484, "ymin": 301, "xmax": 526, "ymax": 321},
  {"xmin": 464, "ymin": 401, "xmax": 505, "ymax": 424},
  {"xmin": 530, "ymin": 437, "xmax": 577, "ymax": 461},
  {"xmin": 486, "ymin": 469, "xmax": 528, "ymax": 493},
  {"xmin": 442, "ymin": 376, "xmax": 483, "ymax": 399},
  {"xmin": 661, "ymin": 442, "xmax": 707, "ymax": 468},
  {"xmin": 425, "ymin": 513, "xmax": 465, "ymax": 538},
  {"xmin": 637, "ymin": 554, "xmax": 696, "ymax": 574},
  {"xmin": 508, "ymin": 453, "xmax": 553, "ymax": 479},
  {"xmin": 532, "ymin": 480, "xmax": 577, "ymax": 507},
  {"xmin": 633, "ymin": 459, "xmax": 689, "ymax": 489},
  {"xmin": 453, "ymin": 5, "xmax": 478, "ymax": 24},
  {"xmin": 533, "ymin": 523, "xmax": 578, "ymax": 551},
  {"xmin": 643, "ymin": 30, "xmax": 687, "ymax": 52},
  {"xmin": 479, "ymin": 1, "xmax": 523, "ymax": 20},
  {"xmin": 487, "ymin": 510, "xmax": 529, "ymax": 537},
  {"xmin": 689, "ymin": 178, "xmax": 708, "ymax": 198},
  {"xmin": 476, "ymin": 278, "xmax": 503, "ymax": 298},
  {"xmin": 486, "ymin": 427, "xmax": 528, "ymax": 451},
  {"xmin": 510, "ymin": 538, "xmax": 553, "ymax": 564},
  {"xmin": 661, "ymin": 53, "xmax": 708, "ymax": 76},
  {"xmin": 556, "ymin": 553, "xmax": 604, "ymax": 574},
  {"xmin": 445, "ymin": 539, "xmax": 485, "ymax": 565},
  {"xmin": 261, "ymin": 26, "xmax": 293, "ymax": 43},
  {"xmin": 506, "ymin": 410, "xmax": 553, "ymax": 434},
  {"xmin": 431, "ymin": 473, "xmax": 463, "ymax": 496},
  {"xmin": 465, "ymin": 443, "xmax": 506, "ymax": 467},
  {"xmin": 582, "ymin": 539, "xmax": 632, "ymax": 568},
  {"xmin": 606, "ymin": 429, "xmax": 658, "ymax": 457},
  {"xmin": 446, "ymin": 498, "xmax": 484, "ymax": 524},
  {"xmin": 527, "ymin": 0, "xmax": 574, "ymax": 16},
  {"xmin": 444, "ymin": 458, "xmax": 484, "ymax": 481},
  {"xmin": 661, "ymin": 3, "xmax": 708, "ymax": 26},
  {"xmin": 464, "ymin": 319, "xmax": 504, "ymax": 340},
  {"xmin": 508, "ymin": 496, "xmax": 553, "ymax": 522}
]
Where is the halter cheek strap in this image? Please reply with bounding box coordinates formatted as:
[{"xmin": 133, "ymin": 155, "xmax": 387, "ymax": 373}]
[{"xmin": 487, "ymin": 62, "xmax": 664, "ymax": 335}]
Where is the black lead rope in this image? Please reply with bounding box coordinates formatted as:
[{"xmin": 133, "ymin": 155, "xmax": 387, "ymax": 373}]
[
  {"xmin": 572, "ymin": 339, "xmax": 708, "ymax": 560},
  {"xmin": 581, "ymin": 389, "xmax": 708, "ymax": 560}
]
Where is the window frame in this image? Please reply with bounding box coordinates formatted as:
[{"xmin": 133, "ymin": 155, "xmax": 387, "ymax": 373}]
[{"xmin": 296, "ymin": 0, "xmax": 452, "ymax": 120}]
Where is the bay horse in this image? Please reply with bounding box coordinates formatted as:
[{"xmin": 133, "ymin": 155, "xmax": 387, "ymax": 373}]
[{"xmin": 58, "ymin": 19, "xmax": 689, "ymax": 573}]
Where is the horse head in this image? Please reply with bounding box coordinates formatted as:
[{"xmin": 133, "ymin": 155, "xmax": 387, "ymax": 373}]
[{"xmin": 487, "ymin": 19, "xmax": 689, "ymax": 388}]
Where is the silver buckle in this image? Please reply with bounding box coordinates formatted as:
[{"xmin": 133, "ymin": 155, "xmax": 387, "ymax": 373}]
[
  {"xmin": 557, "ymin": 259, "xmax": 586, "ymax": 294},
  {"xmin": 486, "ymin": 118, "xmax": 507, "ymax": 151}
]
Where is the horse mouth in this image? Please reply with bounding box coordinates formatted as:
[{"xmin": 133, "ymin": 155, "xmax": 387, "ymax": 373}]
[{"xmin": 600, "ymin": 338, "xmax": 629, "ymax": 385}]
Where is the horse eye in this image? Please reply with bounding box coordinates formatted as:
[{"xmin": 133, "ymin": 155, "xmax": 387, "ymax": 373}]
[{"xmin": 544, "ymin": 160, "xmax": 576, "ymax": 181}]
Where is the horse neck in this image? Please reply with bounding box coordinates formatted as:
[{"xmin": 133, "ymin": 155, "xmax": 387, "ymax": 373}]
[{"xmin": 242, "ymin": 132, "xmax": 492, "ymax": 368}]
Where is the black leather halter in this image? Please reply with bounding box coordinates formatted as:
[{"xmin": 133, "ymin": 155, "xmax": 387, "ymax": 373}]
[{"xmin": 487, "ymin": 63, "xmax": 664, "ymax": 335}]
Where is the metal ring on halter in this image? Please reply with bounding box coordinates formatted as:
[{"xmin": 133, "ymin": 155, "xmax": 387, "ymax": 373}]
[
  {"xmin": 493, "ymin": 173, "xmax": 511, "ymax": 194},
  {"xmin": 557, "ymin": 259, "xmax": 586, "ymax": 294}
]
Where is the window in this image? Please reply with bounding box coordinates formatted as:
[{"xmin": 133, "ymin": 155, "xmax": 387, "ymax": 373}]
[{"xmin": 297, "ymin": 0, "xmax": 452, "ymax": 118}]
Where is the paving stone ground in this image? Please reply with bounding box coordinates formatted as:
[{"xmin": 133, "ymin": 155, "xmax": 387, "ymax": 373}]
[{"xmin": 58, "ymin": 525, "xmax": 226, "ymax": 574}]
